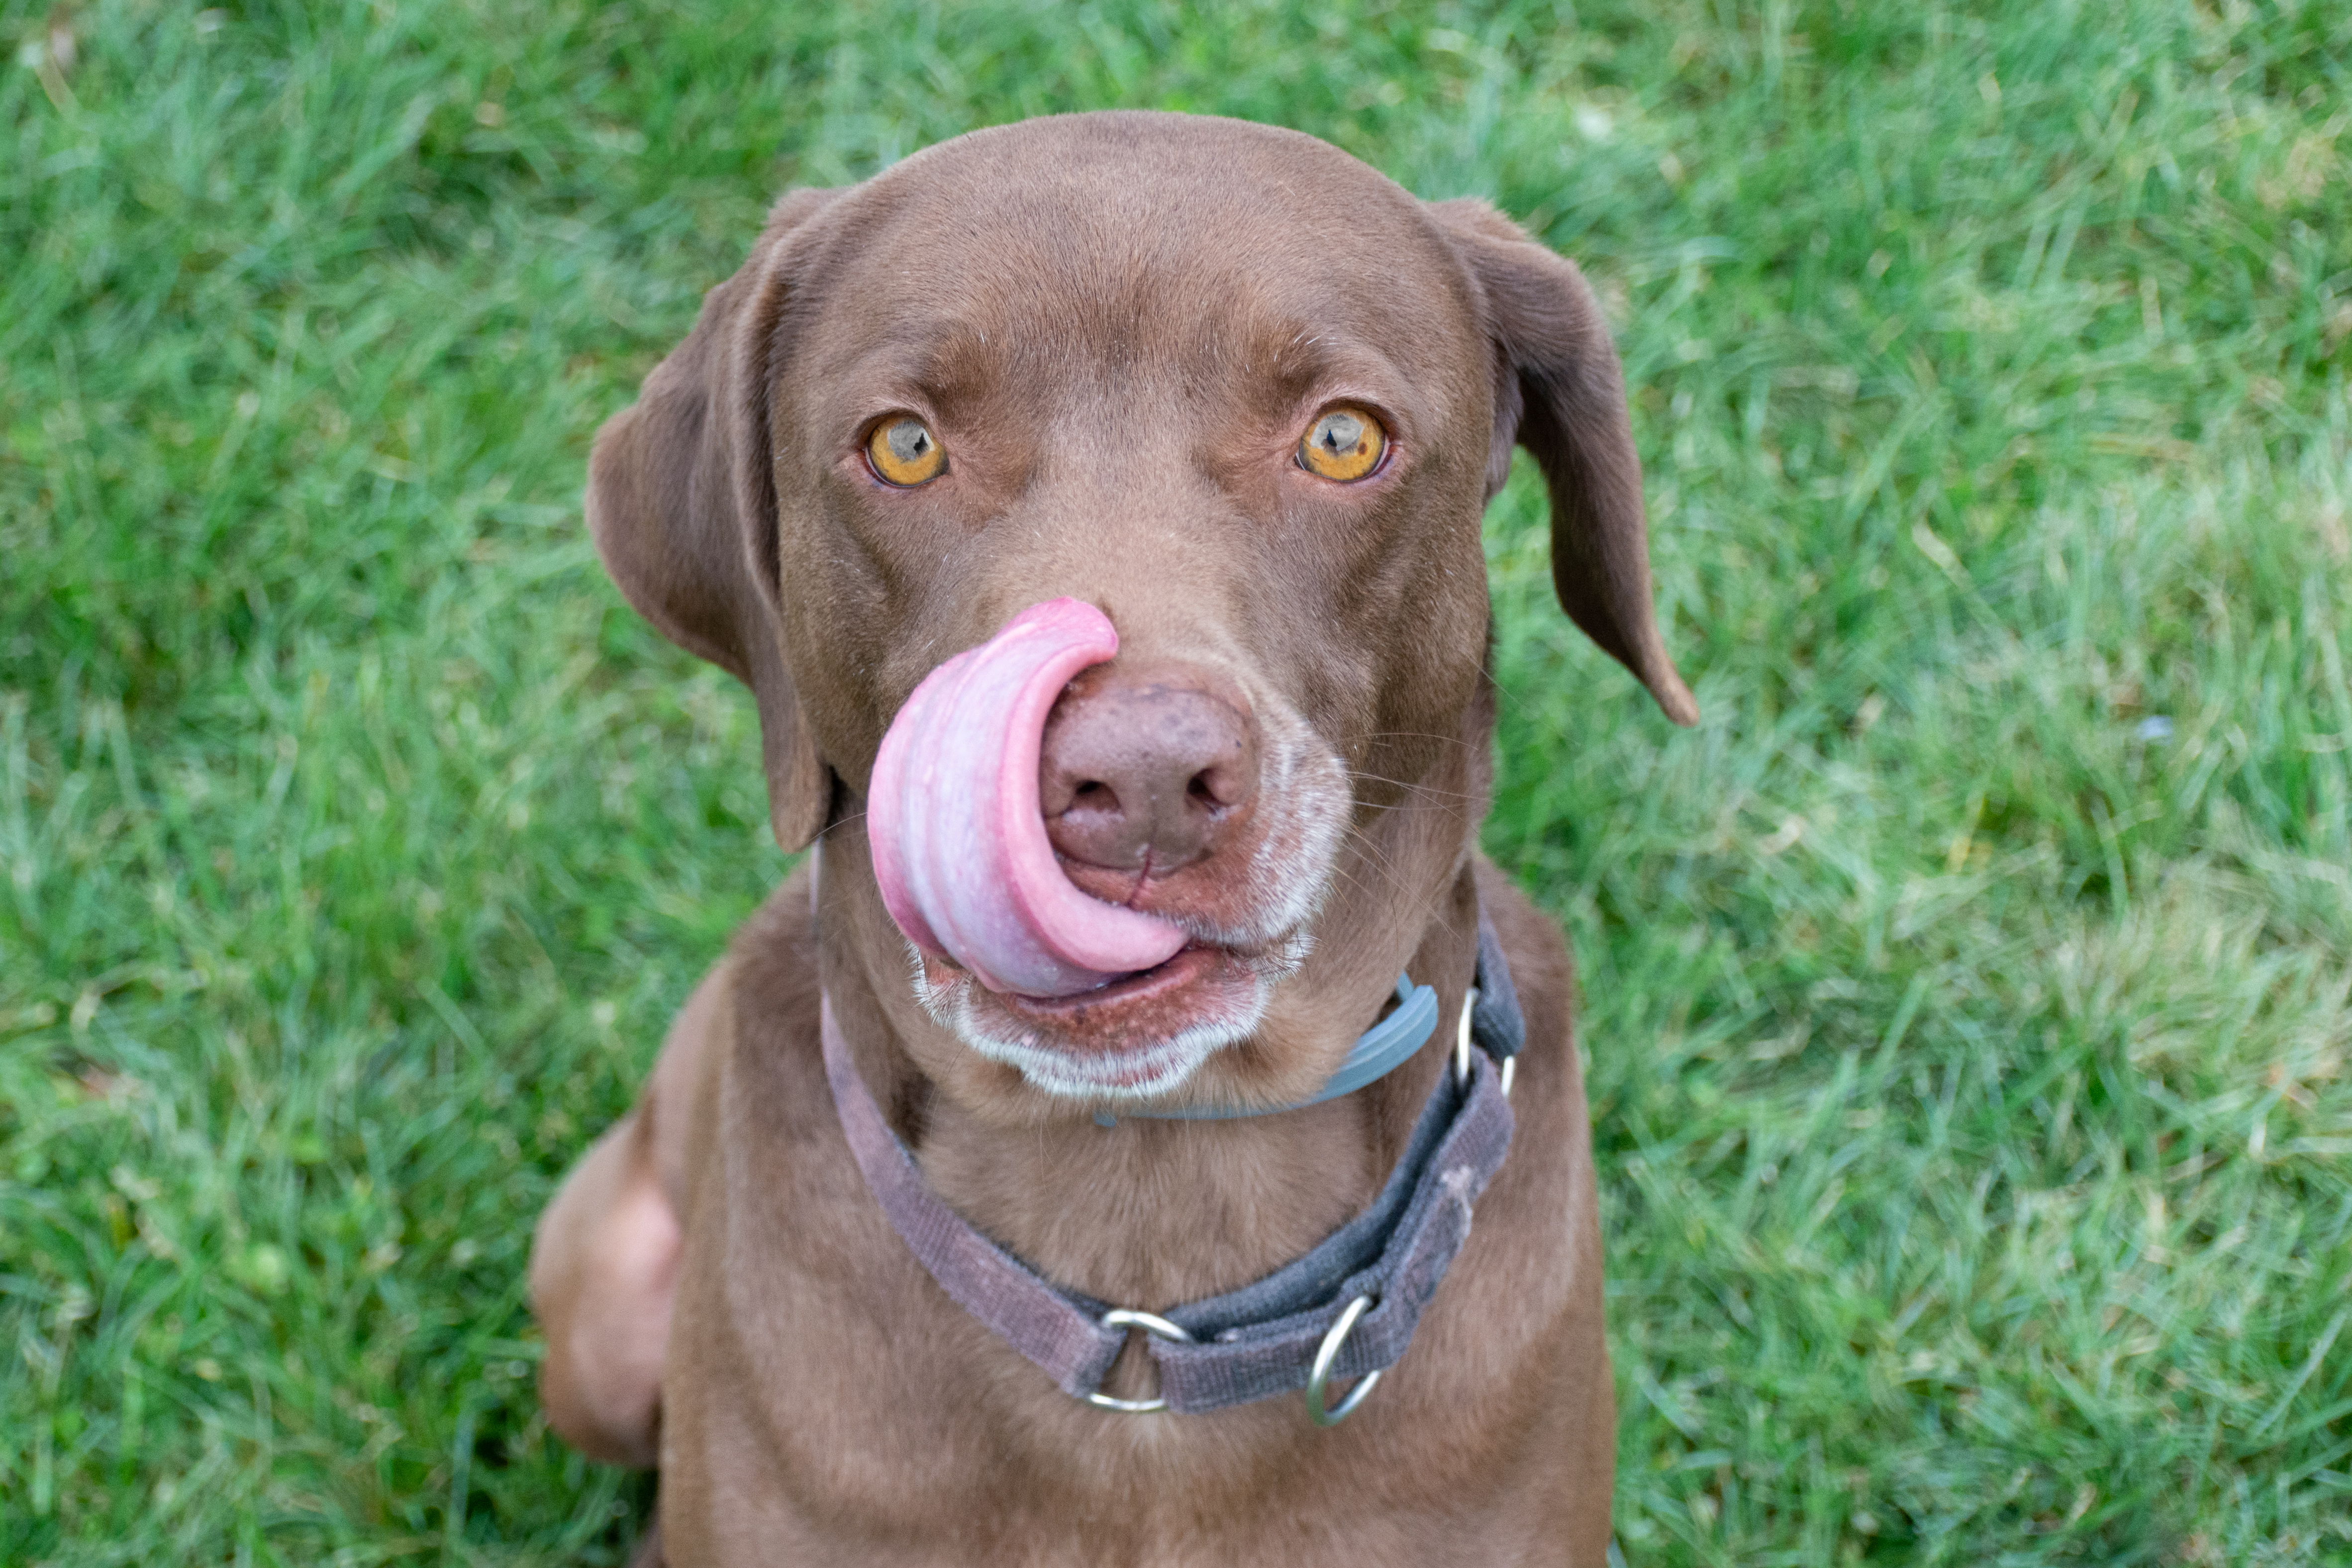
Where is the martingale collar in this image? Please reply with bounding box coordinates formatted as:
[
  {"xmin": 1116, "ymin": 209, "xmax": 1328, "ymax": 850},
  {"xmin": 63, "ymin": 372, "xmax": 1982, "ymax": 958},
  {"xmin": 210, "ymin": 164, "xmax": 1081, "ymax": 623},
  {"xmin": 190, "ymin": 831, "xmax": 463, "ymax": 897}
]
[{"xmin": 820, "ymin": 905, "xmax": 1527, "ymax": 1422}]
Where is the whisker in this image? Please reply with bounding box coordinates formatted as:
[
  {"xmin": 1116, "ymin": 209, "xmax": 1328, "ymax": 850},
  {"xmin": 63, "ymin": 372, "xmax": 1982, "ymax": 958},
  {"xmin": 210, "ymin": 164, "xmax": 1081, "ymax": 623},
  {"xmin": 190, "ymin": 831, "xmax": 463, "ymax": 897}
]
[
  {"xmin": 1347, "ymin": 770, "xmax": 1481, "ymax": 803},
  {"xmin": 1477, "ymin": 657, "xmax": 1532, "ymax": 719},
  {"xmin": 1336, "ymin": 822, "xmax": 1418, "ymax": 902},
  {"xmin": 1323, "ymin": 860, "xmax": 1404, "ymax": 909},
  {"xmin": 1362, "ymin": 730, "xmax": 1476, "ymax": 750},
  {"xmin": 814, "ymin": 809, "xmax": 870, "ymax": 844}
]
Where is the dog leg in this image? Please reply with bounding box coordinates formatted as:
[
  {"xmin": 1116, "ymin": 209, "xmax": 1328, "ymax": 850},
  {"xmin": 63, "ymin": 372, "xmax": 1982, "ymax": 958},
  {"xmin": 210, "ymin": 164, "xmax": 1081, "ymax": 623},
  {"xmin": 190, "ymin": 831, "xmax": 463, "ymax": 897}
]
[
  {"xmin": 530, "ymin": 968, "xmax": 726, "ymax": 1468},
  {"xmin": 530, "ymin": 1104, "xmax": 676, "ymax": 1466}
]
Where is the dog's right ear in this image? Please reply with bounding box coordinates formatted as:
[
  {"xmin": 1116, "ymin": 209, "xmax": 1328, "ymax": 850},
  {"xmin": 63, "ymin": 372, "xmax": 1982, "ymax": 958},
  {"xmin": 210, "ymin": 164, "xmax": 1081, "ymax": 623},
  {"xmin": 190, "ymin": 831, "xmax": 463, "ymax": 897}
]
[{"xmin": 586, "ymin": 188, "xmax": 841, "ymax": 851}]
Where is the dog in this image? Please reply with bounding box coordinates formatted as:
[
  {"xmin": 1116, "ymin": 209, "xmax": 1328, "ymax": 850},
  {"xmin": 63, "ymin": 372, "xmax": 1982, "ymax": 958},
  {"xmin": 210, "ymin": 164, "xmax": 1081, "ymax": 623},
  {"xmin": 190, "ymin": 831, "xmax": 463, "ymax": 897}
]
[{"xmin": 528, "ymin": 110, "xmax": 1695, "ymax": 1567}]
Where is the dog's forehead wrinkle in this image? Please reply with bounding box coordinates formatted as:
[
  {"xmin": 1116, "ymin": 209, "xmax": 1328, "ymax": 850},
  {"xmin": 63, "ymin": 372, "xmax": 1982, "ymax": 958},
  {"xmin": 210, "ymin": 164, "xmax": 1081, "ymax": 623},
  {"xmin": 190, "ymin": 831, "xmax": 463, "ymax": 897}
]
[{"xmin": 832, "ymin": 181, "xmax": 1458, "ymax": 368}]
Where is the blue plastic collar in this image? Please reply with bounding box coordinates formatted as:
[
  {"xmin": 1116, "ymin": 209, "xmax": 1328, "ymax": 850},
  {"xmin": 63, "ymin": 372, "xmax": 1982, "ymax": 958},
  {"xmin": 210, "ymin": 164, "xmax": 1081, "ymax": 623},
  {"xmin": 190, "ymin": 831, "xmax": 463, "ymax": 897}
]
[{"xmin": 1093, "ymin": 973, "xmax": 1440, "ymax": 1125}]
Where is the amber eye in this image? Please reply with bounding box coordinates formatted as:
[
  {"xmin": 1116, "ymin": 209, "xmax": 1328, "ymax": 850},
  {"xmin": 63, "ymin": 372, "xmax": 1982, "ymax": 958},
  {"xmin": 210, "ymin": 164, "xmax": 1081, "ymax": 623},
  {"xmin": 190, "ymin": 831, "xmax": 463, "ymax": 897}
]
[
  {"xmin": 1297, "ymin": 406, "xmax": 1386, "ymax": 482},
  {"xmin": 868, "ymin": 416, "xmax": 946, "ymax": 486}
]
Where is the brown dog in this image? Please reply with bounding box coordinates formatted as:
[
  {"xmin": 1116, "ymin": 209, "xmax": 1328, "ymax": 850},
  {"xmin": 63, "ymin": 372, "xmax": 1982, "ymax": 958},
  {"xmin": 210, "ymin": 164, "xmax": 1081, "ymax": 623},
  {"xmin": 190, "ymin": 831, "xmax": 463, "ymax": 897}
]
[{"xmin": 529, "ymin": 111, "xmax": 1695, "ymax": 1566}]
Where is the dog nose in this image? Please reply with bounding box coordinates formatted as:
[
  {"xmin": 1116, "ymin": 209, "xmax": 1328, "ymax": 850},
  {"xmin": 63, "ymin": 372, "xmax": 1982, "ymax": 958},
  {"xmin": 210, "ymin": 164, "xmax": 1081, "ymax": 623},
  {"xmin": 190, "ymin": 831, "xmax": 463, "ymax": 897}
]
[{"xmin": 1039, "ymin": 675, "xmax": 1258, "ymax": 875}]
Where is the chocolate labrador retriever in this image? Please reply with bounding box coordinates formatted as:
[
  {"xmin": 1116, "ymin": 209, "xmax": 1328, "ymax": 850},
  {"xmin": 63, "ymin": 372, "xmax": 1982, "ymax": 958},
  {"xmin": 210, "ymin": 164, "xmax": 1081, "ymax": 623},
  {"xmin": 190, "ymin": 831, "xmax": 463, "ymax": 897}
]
[{"xmin": 529, "ymin": 110, "xmax": 1694, "ymax": 1566}]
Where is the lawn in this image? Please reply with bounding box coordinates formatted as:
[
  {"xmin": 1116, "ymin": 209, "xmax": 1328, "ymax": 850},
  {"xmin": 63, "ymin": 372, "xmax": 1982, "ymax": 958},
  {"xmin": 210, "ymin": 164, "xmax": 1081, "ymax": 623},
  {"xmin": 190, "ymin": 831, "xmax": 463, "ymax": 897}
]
[{"xmin": 3, "ymin": 0, "xmax": 2348, "ymax": 1561}]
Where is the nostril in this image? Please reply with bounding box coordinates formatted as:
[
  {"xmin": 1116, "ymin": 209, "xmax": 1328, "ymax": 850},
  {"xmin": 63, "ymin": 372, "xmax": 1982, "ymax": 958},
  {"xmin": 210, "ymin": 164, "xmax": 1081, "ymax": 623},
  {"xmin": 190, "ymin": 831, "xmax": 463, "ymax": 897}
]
[
  {"xmin": 1186, "ymin": 760, "xmax": 1251, "ymax": 812},
  {"xmin": 1038, "ymin": 669, "xmax": 1260, "ymax": 873}
]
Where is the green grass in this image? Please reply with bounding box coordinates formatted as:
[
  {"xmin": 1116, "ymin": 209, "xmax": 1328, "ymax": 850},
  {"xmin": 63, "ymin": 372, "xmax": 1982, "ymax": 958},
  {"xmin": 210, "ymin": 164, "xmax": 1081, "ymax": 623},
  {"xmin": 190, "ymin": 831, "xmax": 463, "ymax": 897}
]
[{"xmin": 2, "ymin": 0, "xmax": 2347, "ymax": 1561}]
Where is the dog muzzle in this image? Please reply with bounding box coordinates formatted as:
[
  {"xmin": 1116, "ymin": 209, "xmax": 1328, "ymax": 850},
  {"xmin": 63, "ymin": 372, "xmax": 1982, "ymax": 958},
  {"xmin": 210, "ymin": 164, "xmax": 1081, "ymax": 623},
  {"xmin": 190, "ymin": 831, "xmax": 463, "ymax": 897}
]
[{"xmin": 866, "ymin": 598, "xmax": 1189, "ymax": 997}]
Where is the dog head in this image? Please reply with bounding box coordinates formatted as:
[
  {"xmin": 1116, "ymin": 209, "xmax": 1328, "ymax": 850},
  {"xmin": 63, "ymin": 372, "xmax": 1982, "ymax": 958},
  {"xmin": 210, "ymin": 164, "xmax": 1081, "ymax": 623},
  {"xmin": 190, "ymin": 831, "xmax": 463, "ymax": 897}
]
[{"xmin": 588, "ymin": 112, "xmax": 1693, "ymax": 1112}]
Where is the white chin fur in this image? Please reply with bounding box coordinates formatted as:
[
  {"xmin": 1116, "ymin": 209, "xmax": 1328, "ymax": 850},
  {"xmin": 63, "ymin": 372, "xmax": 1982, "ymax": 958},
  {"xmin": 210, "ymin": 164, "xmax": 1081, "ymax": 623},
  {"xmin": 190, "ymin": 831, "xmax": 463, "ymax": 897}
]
[
  {"xmin": 908, "ymin": 934, "xmax": 1311, "ymax": 1102},
  {"xmin": 969, "ymin": 1008, "xmax": 1261, "ymax": 1100}
]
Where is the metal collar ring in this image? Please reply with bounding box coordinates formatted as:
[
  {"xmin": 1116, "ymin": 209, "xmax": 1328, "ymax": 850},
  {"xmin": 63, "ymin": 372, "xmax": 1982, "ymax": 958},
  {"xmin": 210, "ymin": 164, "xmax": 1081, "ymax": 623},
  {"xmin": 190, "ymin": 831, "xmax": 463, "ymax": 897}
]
[
  {"xmin": 1453, "ymin": 986, "xmax": 1479, "ymax": 1089},
  {"xmin": 1085, "ymin": 1308, "xmax": 1195, "ymax": 1413},
  {"xmin": 1304, "ymin": 1293, "xmax": 1382, "ymax": 1426}
]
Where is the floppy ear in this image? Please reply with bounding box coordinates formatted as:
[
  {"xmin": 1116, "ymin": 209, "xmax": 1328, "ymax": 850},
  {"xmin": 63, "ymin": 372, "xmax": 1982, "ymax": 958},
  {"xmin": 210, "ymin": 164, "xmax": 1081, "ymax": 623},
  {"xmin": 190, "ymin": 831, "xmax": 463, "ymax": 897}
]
[
  {"xmin": 585, "ymin": 188, "xmax": 842, "ymax": 848},
  {"xmin": 1429, "ymin": 198, "xmax": 1698, "ymax": 726}
]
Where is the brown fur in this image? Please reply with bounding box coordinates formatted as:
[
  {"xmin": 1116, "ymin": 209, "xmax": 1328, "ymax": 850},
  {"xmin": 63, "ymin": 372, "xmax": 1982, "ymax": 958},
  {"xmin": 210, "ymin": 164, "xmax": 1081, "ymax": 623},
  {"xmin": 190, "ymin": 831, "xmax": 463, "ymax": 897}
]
[{"xmin": 529, "ymin": 111, "xmax": 1692, "ymax": 1566}]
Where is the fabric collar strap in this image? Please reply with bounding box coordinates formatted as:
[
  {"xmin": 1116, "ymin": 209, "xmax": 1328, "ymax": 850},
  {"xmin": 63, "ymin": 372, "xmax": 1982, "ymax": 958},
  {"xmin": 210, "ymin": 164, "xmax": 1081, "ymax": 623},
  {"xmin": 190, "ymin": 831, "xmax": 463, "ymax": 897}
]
[{"xmin": 819, "ymin": 906, "xmax": 1524, "ymax": 1416}]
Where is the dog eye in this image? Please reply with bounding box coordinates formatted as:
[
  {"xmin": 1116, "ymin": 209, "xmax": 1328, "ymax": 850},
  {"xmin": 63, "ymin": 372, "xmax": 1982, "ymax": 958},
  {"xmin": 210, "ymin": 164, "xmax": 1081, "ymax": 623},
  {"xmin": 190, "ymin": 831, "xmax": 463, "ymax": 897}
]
[
  {"xmin": 868, "ymin": 417, "xmax": 947, "ymax": 487},
  {"xmin": 1297, "ymin": 406, "xmax": 1386, "ymax": 482}
]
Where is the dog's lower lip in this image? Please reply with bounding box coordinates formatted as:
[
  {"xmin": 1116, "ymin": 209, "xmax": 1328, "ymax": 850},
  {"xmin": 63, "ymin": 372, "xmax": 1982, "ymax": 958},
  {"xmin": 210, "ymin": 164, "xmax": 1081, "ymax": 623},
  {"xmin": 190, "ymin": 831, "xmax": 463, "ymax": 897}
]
[
  {"xmin": 994, "ymin": 946, "xmax": 1222, "ymax": 1021},
  {"xmin": 921, "ymin": 934, "xmax": 1283, "ymax": 1079}
]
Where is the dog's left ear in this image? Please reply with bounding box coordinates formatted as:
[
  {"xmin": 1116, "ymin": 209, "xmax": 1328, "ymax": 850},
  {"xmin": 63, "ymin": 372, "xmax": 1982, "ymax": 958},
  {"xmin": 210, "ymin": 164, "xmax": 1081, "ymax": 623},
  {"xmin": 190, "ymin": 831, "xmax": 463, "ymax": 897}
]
[
  {"xmin": 1428, "ymin": 198, "xmax": 1698, "ymax": 726},
  {"xmin": 585, "ymin": 188, "xmax": 842, "ymax": 849}
]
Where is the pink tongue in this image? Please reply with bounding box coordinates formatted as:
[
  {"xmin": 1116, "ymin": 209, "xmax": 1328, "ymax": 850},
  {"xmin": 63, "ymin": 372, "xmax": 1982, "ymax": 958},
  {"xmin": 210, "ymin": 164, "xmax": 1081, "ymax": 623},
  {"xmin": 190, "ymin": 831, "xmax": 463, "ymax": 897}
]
[{"xmin": 867, "ymin": 599, "xmax": 1189, "ymax": 997}]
